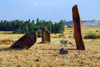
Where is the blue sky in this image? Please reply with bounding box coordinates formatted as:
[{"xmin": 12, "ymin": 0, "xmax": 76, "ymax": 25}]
[{"xmin": 0, "ymin": 0, "xmax": 100, "ymax": 23}]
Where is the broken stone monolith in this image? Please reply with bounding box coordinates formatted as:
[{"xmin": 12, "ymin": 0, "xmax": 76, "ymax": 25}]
[
  {"xmin": 42, "ymin": 27, "xmax": 50, "ymax": 43},
  {"xmin": 72, "ymin": 5, "xmax": 85, "ymax": 50},
  {"xmin": 10, "ymin": 31, "xmax": 37, "ymax": 49}
]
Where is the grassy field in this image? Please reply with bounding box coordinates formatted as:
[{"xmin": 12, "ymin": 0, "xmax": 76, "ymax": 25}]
[
  {"xmin": 0, "ymin": 31, "xmax": 12, "ymax": 34},
  {"xmin": 0, "ymin": 26, "xmax": 100, "ymax": 67}
]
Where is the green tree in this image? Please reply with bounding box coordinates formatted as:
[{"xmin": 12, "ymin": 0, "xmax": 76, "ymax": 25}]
[{"xmin": 0, "ymin": 19, "xmax": 65, "ymax": 34}]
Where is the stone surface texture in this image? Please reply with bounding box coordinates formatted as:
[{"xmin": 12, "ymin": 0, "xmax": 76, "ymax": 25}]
[
  {"xmin": 72, "ymin": 5, "xmax": 85, "ymax": 50},
  {"xmin": 42, "ymin": 27, "xmax": 51, "ymax": 43},
  {"xmin": 10, "ymin": 31, "xmax": 37, "ymax": 49}
]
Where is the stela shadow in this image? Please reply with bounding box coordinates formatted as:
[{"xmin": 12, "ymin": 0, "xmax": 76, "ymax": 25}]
[
  {"xmin": 39, "ymin": 48, "xmax": 78, "ymax": 50},
  {"xmin": 0, "ymin": 47, "xmax": 24, "ymax": 52}
]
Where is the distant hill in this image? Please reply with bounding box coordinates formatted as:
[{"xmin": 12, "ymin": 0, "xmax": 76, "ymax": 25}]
[{"xmin": 65, "ymin": 20, "xmax": 100, "ymax": 26}]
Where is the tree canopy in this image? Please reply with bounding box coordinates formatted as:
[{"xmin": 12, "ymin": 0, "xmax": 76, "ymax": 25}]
[{"xmin": 0, "ymin": 18, "xmax": 65, "ymax": 34}]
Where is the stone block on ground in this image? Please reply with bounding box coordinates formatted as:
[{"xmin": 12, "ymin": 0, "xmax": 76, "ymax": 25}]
[{"xmin": 59, "ymin": 48, "xmax": 68, "ymax": 54}]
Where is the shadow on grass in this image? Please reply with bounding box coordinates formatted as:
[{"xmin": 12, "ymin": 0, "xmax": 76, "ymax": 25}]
[
  {"xmin": 38, "ymin": 42, "xmax": 50, "ymax": 44},
  {"xmin": 84, "ymin": 35, "xmax": 100, "ymax": 39},
  {"xmin": 39, "ymin": 48, "xmax": 77, "ymax": 50},
  {"xmin": 0, "ymin": 47, "xmax": 22, "ymax": 52}
]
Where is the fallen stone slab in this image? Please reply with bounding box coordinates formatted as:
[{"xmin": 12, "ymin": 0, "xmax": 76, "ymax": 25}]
[{"xmin": 10, "ymin": 31, "xmax": 37, "ymax": 49}]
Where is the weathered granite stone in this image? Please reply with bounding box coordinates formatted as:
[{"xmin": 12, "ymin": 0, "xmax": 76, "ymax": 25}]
[
  {"xmin": 72, "ymin": 5, "xmax": 85, "ymax": 50},
  {"xmin": 10, "ymin": 31, "xmax": 37, "ymax": 49},
  {"xmin": 42, "ymin": 27, "xmax": 51, "ymax": 43},
  {"xmin": 65, "ymin": 40, "xmax": 74, "ymax": 47},
  {"xmin": 59, "ymin": 48, "xmax": 68, "ymax": 54}
]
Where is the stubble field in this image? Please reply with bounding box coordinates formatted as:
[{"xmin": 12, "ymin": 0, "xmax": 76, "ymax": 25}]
[{"xmin": 0, "ymin": 26, "xmax": 100, "ymax": 67}]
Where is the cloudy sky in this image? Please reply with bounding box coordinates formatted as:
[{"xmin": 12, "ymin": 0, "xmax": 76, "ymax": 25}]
[{"xmin": 0, "ymin": 0, "xmax": 100, "ymax": 23}]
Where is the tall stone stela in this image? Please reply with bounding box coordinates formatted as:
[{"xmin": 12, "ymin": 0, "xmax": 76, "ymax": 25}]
[
  {"xmin": 72, "ymin": 5, "xmax": 85, "ymax": 50},
  {"xmin": 42, "ymin": 27, "xmax": 51, "ymax": 43},
  {"xmin": 10, "ymin": 31, "xmax": 37, "ymax": 49}
]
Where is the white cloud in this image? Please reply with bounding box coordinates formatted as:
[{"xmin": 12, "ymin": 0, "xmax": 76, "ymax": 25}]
[
  {"xmin": 33, "ymin": 2, "xmax": 39, "ymax": 6},
  {"xmin": 49, "ymin": 4, "xmax": 63, "ymax": 8},
  {"xmin": 25, "ymin": 1, "xmax": 39, "ymax": 6}
]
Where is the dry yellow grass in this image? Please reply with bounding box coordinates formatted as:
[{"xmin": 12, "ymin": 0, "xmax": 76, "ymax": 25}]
[
  {"xmin": 0, "ymin": 26, "xmax": 100, "ymax": 67},
  {"xmin": 0, "ymin": 34, "xmax": 24, "ymax": 40},
  {"xmin": 0, "ymin": 31, "xmax": 12, "ymax": 34},
  {"xmin": 65, "ymin": 26, "xmax": 100, "ymax": 36}
]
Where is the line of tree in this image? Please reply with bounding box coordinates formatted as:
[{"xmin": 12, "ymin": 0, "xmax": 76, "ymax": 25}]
[{"xmin": 0, "ymin": 18, "xmax": 65, "ymax": 34}]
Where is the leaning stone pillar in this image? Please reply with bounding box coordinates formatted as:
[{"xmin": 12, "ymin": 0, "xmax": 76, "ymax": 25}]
[
  {"xmin": 72, "ymin": 5, "xmax": 85, "ymax": 50},
  {"xmin": 42, "ymin": 27, "xmax": 51, "ymax": 43},
  {"xmin": 10, "ymin": 31, "xmax": 37, "ymax": 49}
]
